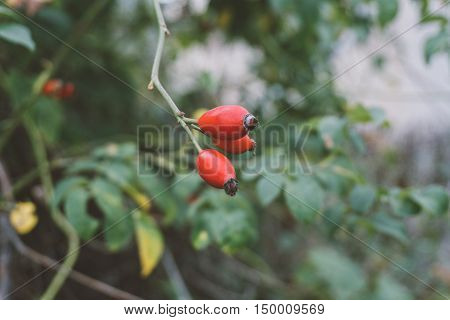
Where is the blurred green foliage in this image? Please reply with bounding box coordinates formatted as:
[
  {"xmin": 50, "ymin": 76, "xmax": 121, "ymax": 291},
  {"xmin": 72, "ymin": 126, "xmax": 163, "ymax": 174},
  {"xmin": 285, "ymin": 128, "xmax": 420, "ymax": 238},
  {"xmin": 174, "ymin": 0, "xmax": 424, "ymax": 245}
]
[{"xmin": 0, "ymin": 0, "xmax": 449, "ymax": 299}]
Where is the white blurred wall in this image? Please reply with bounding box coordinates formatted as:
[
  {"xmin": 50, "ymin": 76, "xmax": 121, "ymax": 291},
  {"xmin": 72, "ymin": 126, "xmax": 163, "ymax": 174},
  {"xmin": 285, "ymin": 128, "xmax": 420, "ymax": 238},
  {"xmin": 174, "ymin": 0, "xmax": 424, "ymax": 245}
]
[{"xmin": 332, "ymin": 0, "xmax": 450, "ymax": 183}]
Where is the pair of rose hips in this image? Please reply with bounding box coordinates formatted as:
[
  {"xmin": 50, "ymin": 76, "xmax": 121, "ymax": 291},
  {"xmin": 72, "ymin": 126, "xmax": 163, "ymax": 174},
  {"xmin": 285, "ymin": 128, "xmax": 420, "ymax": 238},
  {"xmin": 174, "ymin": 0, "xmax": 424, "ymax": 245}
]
[
  {"xmin": 42, "ymin": 79, "xmax": 75, "ymax": 99},
  {"xmin": 196, "ymin": 105, "xmax": 258, "ymax": 196}
]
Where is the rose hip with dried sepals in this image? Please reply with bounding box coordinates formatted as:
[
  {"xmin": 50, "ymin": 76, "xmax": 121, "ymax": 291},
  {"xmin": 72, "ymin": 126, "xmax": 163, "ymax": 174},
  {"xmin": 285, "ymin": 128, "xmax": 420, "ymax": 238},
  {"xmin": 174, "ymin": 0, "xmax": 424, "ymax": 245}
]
[
  {"xmin": 198, "ymin": 105, "xmax": 258, "ymax": 140},
  {"xmin": 196, "ymin": 149, "xmax": 239, "ymax": 196}
]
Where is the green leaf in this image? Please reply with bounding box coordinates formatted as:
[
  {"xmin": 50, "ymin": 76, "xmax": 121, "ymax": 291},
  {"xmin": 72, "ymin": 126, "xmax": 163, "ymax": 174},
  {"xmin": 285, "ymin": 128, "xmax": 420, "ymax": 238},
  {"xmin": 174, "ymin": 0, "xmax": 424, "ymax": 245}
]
[
  {"xmin": 309, "ymin": 247, "xmax": 367, "ymax": 299},
  {"xmin": 63, "ymin": 186, "xmax": 99, "ymax": 240},
  {"xmin": 346, "ymin": 105, "xmax": 372, "ymax": 123},
  {"xmin": 31, "ymin": 97, "xmax": 63, "ymax": 144},
  {"xmin": 0, "ymin": 23, "xmax": 35, "ymax": 51},
  {"xmin": 316, "ymin": 167, "xmax": 354, "ymax": 195},
  {"xmin": 66, "ymin": 160, "xmax": 100, "ymax": 174},
  {"xmin": 421, "ymin": 14, "xmax": 449, "ymax": 25},
  {"xmin": 53, "ymin": 176, "xmax": 88, "ymax": 207},
  {"xmin": 138, "ymin": 173, "xmax": 167, "ymax": 196},
  {"xmin": 100, "ymin": 162, "xmax": 135, "ymax": 187},
  {"xmin": 34, "ymin": 7, "xmax": 72, "ymax": 35},
  {"xmin": 388, "ymin": 189, "xmax": 421, "ymax": 216},
  {"xmin": 200, "ymin": 208, "xmax": 256, "ymax": 251},
  {"xmin": 0, "ymin": 6, "xmax": 18, "ymax": 19},
  {"xmin": 410, "ymin": 185, "xmax": 449, "ymax": 216},
  {"xmin": 172, "ymin": 173, "xmax": 202, "ymax": 200},
  {"xmin": 375, "ymin": 272, "xmax": 412, "ymax": 299},
  {"xmin": 92, "ymin": 142, "xmax": 136, "ymax": 160},
  {"xmin": 189, "ymin": 190, "xmax": 256, "ymax": 250},
  {"xmin": 269, "ymin": 0, "xmax": 296, "ymax": 14},
  {"xmin": 377, "ymin": 0, "xmax": 398, "ymax": 27},
  {"xmin": 191, "ymin": 228, "xmax": 210, "ymax": 250},
  {"xmin": 322, "ymin": 203, "xmax": 347, "ymax": 233},
  {"xmin": 139, "ymin": 173, "xmax": 179, "ymax": 224},
  {"xmin": 90, "ymin": 178, "xmax": 133, "ymax": 251},
  {"xmin": 284, "ymin": 175, "xmax": 324, "ymax": 221},
  {"xmin": 4, "ymin": 69, "xmax": 33, "ymax": 107},
  {"xmin": 348, "ymin": 128, "xmax": 366, "ymax": 154},
  {"xmin": 425, "ymin": 30, "xmax": 450, "ymax": 63},
  {"xmin": 67, "ymin": 160, "xmax": 136, "ymax": 190},
  {"xmin": 346, "ymin": 105, "xmax": 386, "ymax": 127},
  {"xmin": 256, "ymin": 174, "xmax": 284, "ymax": 206},
  {"xmin": 372, "ymin": 212, "xmax": 408, "ymax": 244},
  {"xmin": 318, "ymin": 116, "xmax": 346, "ymax": 149},
  {"xmin": 208, "ymin": 188, "xmax": 254, "ymax": 213},
  {"xmin": 349, "ymin": 185, "xmax": 377, "ymax": 214},
  {"xmin": 331, "ymin": 157, "xmax": 361, "ymax": 183},
  {"xmin": 133, "ymin": 211, "xmax": 164, "ymax": 277}
]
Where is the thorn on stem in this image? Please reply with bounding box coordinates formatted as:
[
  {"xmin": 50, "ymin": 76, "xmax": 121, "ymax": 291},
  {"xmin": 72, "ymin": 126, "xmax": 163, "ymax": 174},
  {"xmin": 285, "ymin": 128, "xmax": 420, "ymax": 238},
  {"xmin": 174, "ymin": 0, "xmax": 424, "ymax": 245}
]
[
  {"xmin": 148, "ymin": 81, "xmax": 154, "ymax": 91},
  {"xmin": 163, "ymin": 26, "xmax": 170, "ymax": 36},
  {"xmin": 177, "ymin": 111, "xmax": 185, "ymax": 117}
]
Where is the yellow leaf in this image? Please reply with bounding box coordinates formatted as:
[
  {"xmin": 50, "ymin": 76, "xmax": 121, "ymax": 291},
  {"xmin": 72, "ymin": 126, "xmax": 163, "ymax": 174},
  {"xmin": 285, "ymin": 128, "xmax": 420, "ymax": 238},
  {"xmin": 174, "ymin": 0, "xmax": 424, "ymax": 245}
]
[
  {"xmin": 133, "ymin": 211, "xmax": 164, "ymax": 277},
  {"xmin": 9, "ymin": 202, "xmax": 38, "ymax": 234},
  {"xmin": 132, "ymin": 192, "xmax": 151, "ymax": 212},
  {"xmin": 192, "ymin": 230, "xmax": 209, "ymax": 250}
]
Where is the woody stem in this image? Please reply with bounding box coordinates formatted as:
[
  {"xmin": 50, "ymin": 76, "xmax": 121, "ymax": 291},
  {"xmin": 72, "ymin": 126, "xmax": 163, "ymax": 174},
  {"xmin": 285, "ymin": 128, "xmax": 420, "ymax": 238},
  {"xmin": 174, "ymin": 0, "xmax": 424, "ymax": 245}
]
[{"xmin": 149, "ymin": 0, "xmax": 202, "ymax": 153}]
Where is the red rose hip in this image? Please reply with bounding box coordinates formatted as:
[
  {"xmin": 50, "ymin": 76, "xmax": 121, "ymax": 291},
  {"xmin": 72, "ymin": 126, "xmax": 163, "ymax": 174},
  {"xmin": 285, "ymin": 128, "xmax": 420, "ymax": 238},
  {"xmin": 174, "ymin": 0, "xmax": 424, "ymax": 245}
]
[
  {"xmin": 196, "ymin": 149, "xmax": 238, "ymax": 196},
  {"xmin": 60, "ymin": 82, "xmax": 75, "ymax": 98},
  {"xmin": 42, "ymin": 79, "xmax": 63, "ymax": 97},
  {"xmin": 213, "ymin": 135, "xmax": 256, "ymax": 154},
  {"xmin": 198, "ymin": 105, "xmax": 258, "ymax": 140}
]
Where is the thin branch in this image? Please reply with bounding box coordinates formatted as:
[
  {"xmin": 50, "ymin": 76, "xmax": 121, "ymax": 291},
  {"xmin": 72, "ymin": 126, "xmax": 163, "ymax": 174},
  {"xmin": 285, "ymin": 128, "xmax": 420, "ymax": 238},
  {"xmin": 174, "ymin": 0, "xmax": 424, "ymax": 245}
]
[
  {"xmin": 189, "ymin": 124, "xmax": 203, "ymax": 133},
  {"xmin": 1, "ymin": 0, "xmax": 111, "ymax": 298},
  {"xmin": 149, "ymin": 0, "xmax": 202, "ymax": 153},
  {"xmin": 0, "ymin": 216, "xmax": 12, "ymax": 300},
  {"xmin": 185, "ymin": 270, "xmax": 242, "ymax": 299},
  {"xmin": 181, "ymin": 117, "xmax": 198, "ymax": 124},
  {"xmin": 0, "ymin": 160, "xmax": 13, "ymax": 203},
  {"xmin": 2, "ymin": 217, "xmax": 141, "ymax": 300},
  {"xmin": 12, "ymin": 158, "xmax": 71, "ymax": 195},
  {"xmin": 0, "ymin": 160, "xmax": 13, "ymax": 299},
  {"xmin": 23, "ymin": 116, "xmax": 80, "ymax": 300},
  {"xmin": 162, "ymin": 248, "xmax": 192, "ymax": 299}
]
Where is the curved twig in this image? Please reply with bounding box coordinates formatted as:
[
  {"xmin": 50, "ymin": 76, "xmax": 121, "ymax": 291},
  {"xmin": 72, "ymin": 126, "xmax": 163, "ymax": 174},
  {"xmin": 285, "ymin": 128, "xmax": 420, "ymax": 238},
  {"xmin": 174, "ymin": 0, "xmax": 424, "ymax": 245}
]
[
  {"xmin": 149, "ymin": 0, "xmax": 202, "ymax": 153},
  {"xmin": 181, "ymin": 117, "xmax": 198, "ymax": 124},
  {"xmin": 1, "ymin": 219, "xmax": 141, "ymax": 300},
  {"xmin": 0, "ymin": 160, "xmax": 13, "ymax": 299},
  {"xmin": 189, "ymin": 124, "xmax": 204, "ymax": 134},
  {"xmin": 0, "ymin": 216, "xmax": 12, "ymax": 299},
  {"xmin": 162, "ymin": 248, "xmax": 192, "ymax": 299},
  {"xmin": 22, "ymin": 116, "xmax": 80, "ymax": 300}
]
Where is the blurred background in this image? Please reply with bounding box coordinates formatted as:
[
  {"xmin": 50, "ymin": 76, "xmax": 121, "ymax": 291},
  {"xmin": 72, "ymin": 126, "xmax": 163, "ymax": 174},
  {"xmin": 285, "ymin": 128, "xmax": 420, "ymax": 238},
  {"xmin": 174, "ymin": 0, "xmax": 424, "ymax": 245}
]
[{"xmin": 0, "ymin": 0, "xmax": 449, "ymax": 299}]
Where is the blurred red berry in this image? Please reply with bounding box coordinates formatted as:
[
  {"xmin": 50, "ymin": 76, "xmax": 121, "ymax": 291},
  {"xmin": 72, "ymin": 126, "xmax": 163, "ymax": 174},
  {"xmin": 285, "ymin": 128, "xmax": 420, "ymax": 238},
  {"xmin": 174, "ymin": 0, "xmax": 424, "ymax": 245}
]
[
  {"xmin": 42, "ymin": 79, "xmax": 63, "ymax": 97},
  {"xmin": 42, "ymin": 79, "xmax": 75, "ymax": 99},
  {"xmin": 60, "ymin": 82, "xmax": 75, "ymax": 99}
]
